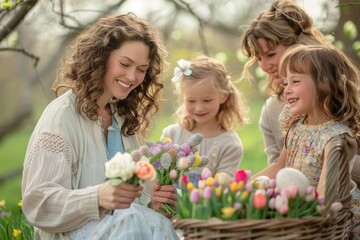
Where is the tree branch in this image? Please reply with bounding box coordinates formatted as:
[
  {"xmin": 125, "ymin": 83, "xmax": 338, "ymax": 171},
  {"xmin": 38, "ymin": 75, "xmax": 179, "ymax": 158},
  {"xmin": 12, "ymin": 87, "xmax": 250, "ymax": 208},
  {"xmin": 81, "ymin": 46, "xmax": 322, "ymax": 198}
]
[
  {"xmin": 0, "ymin": 0, "xmax": 38, "ymax": 42},
  {"xmin": 0, "ymin": 47, "xmax": 39, "ymax": 67}
]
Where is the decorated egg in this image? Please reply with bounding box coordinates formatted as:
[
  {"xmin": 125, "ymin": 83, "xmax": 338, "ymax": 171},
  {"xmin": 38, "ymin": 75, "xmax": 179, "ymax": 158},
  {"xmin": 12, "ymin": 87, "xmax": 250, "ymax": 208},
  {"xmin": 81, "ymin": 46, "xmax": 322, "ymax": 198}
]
[
  {"xmin": 252, "ymin": 175, "xmax": 271, "ymax": 190},
  {"xmin": 276, "ymin": 168, "xmax": 310, "ymax": 197}
]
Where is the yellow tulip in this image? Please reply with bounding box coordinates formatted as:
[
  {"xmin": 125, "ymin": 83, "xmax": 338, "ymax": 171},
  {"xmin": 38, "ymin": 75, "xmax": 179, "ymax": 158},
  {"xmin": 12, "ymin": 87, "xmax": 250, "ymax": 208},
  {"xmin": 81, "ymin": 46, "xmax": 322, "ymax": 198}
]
[
  {"xmin": 221, "ymin": 207, "xmax": 235, "ymax": 218},
  {"xmin": 230, "ymin": 182, "xmax": 238, "ymax": 192},
  {"xmin": 215, "ymin": 187, "xmax": 222, "ymax": 197},
  {"xmin": 241, "ymin": 191, "xmax": 249, "ymax": 200},
  {"xmin": 186, "ymin": 182, "xmax": 195, "ymax": 191},
  {"xmin": 205, "ymin": 177, "xmax": 214, "ymax": 186}
]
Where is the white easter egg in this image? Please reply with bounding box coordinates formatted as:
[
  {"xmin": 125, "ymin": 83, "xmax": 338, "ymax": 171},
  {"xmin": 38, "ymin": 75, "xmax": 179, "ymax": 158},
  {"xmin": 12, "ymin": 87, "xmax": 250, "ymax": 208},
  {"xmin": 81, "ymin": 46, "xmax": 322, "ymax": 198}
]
[{"xmin": 276, "ymin": 168, "xmax": 310, "ymax": 197}]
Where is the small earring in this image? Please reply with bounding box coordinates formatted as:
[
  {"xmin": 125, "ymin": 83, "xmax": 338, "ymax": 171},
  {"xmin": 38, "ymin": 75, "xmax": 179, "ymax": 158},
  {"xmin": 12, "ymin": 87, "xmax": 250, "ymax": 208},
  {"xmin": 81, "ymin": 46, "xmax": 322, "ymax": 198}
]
[{"xmin": 109, "ymin": 97, "xmax": 119, "ymax": 104}]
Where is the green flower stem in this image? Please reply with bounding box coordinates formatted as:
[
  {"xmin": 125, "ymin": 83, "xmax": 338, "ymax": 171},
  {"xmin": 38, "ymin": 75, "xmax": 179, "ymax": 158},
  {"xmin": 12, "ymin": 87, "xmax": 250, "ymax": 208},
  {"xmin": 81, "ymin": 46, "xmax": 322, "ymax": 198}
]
[
  {"xmin": 160, "ymin": 203, "xmax": 176, "ymax": 217},
  {"xmin": 246, "ymin": 192, "xmax": 254, "ymax": 219},
  {"xmin": 295, "ymin": 194, "xmax": 300, "ymax": 218},
  {"xmin": 192, "ymin": 204, "xmax": 197, "ymax": 219},
  {"xmin": 211, "ymin": 195, "xmax": 221, "ymax": 218}
]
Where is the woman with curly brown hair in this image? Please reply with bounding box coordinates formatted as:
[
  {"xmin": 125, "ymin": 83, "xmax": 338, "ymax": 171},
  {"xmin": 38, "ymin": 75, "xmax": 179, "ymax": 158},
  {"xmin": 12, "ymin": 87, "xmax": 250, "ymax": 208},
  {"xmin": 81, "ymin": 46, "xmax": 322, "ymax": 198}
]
[{"xmin": 21, "ymin": 13, "xmax": 179, "ymax": 240}]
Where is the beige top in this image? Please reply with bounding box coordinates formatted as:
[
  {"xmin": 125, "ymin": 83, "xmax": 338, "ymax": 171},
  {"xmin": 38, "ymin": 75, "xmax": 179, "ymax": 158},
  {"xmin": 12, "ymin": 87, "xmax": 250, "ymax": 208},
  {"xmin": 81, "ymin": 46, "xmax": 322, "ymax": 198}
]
[
  {"xmin": 259, "ymin": 97, "xmax": 285, "ymax": 164},
  {"xmin": 161, "ymin": 124, "xmax": 243, "ymax": 177},
  {"xmin": 22, "ymin": 90, "xmax": 152, "ymax": 240}
]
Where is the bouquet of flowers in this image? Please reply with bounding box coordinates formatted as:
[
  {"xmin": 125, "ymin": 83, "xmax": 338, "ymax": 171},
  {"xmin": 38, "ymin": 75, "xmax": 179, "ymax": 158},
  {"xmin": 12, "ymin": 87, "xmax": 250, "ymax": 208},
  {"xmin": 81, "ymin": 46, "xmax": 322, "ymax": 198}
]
[
  {"xmin": 128, "ymin": 133, "xmax": 209, "ymax": 217},
  {"xmin": 176, "ymin": 167, "xmax": 343, "ymax": 220},
  {"xmin": 105, "ymin": 152, "xmax": 156, "ymax": 186}
]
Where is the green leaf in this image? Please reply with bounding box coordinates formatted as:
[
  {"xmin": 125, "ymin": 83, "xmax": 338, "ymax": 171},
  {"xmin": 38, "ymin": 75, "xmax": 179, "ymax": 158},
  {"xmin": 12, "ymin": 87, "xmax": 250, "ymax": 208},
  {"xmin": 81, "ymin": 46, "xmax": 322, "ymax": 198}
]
[
  {"xmin": 352, "ymin": 41, "xmax": 360, "ymax": 56},
  {"xmin": 343, "ymin": 20, "xmax": 358, "ymax": 40}
]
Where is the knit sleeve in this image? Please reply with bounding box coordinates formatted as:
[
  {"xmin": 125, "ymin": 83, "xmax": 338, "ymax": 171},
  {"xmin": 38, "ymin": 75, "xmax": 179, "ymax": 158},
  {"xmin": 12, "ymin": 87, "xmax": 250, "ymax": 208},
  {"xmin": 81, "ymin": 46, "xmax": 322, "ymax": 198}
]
[{"xmin": 22, "ymin": 131, "xmax": 100, "ymax": 233}]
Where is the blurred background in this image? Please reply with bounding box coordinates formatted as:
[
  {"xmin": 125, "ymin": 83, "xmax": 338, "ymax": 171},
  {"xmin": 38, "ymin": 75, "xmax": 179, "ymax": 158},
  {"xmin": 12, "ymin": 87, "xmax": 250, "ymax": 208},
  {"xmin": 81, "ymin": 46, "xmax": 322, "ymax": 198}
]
[{"xmin": 0, "ymin": 0, "xmax": 359, "ymax": 210}]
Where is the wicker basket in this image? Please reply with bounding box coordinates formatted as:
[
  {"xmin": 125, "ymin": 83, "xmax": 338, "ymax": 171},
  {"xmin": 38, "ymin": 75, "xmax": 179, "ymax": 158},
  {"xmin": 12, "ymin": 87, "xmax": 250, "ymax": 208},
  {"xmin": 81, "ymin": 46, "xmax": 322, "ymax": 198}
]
[{"xmin": 173, "ymin": 134, "xmax": 356, "ymax": 240}]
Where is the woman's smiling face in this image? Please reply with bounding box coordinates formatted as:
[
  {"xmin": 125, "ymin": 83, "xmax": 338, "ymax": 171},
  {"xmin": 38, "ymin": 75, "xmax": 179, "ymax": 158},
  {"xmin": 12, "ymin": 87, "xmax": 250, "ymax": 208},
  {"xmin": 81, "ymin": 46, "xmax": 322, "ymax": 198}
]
[
  {"xmin": 101, "ymin": 41, "xmax": 150, "ymax": 104},
  {"xmin": 256, "ymin": 38, "xmax": 288, "ymax": 85}
]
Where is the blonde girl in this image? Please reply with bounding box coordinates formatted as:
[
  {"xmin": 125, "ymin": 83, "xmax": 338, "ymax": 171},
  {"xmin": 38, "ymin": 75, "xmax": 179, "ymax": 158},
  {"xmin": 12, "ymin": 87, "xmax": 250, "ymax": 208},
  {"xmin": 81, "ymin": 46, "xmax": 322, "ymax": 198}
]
[{"xmin": 162, "ymin": 55, "xmax": 248, "ymax": 183}]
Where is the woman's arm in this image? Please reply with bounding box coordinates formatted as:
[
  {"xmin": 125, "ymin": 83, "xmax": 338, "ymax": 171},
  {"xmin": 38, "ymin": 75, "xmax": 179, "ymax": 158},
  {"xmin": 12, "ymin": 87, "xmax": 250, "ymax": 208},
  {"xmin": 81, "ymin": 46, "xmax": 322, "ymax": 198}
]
[
  {"xmin": 259, "ymin": 105, "xmax": 282, "ymax": 165},
  {"xmin": 22, "ymin": 141, "xmax": 100, "ymax": 233}
]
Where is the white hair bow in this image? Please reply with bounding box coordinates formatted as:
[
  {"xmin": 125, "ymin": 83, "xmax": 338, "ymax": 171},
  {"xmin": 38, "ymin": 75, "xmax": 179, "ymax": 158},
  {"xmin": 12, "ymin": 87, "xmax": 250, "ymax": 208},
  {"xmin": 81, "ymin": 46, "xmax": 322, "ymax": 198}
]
[{"xmin": 171, "ymin": 59, "xmax": 192, "ymax": 83}]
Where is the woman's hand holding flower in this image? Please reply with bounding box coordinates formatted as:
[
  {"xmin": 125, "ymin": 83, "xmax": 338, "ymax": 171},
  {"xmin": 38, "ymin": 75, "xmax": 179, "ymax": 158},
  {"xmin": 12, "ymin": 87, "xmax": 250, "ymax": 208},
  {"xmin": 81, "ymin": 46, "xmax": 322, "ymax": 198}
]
[
  {"xmin": 98, "ymin": 182, "xmax": 143, "ymax": 210},
  {"xmin": 149, "ymin": 182, "xmax": 177, "ymax": 217}
]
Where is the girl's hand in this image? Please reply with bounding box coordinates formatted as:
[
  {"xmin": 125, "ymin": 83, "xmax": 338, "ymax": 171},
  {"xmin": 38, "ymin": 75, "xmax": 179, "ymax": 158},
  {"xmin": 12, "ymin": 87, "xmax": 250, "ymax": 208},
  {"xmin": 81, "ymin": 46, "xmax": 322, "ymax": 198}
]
[
  {"xmin": 98, "ymin": 182, "xmax": 143, "ymax": 210},
  {"xmin": 148, "ymin": 182, "xmax": 177, "ymax": 211}
]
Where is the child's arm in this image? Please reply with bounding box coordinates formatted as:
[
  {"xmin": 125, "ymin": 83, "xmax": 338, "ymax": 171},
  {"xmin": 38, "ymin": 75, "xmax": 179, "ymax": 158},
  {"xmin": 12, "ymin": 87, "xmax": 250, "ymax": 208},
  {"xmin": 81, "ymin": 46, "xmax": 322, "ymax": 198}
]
[
  {"xmin": 251, "ymin": 146, "xmax": 287, "ymax": 180},
  {"xmin": 317, "ymin": 142, "xmax": 331, "ymax": 197}
]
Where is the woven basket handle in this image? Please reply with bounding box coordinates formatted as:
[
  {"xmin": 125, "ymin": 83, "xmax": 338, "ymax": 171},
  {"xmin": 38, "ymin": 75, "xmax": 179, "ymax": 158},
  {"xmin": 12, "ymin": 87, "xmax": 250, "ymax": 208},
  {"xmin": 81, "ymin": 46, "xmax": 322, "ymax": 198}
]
[{"xmin": 324, "ymin": 133, "xmax": 357, "ymax": 213}]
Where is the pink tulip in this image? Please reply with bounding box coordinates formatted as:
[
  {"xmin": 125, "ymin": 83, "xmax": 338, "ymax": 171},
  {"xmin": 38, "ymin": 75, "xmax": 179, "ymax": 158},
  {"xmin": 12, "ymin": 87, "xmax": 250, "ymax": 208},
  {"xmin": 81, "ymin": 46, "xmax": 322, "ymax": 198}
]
[
  {"xmin": 235, "ymin": 170, "xmax": 247, "ymax": 183},
  {"xmin": 182, "ymin": 144, "xmax": 191, "ymax": 155},
  {"xmin": 288, "ymin": 185, "xmax": 297, "ymax": 199},
  {"xmin": 318, "ymin": 196, "xmax": 325, "ymax": 206},
  {"xmin": 245, "ymin": 182, "xmax": 253, "ymax": 192},
  {"xmin": 203, "ymin": 186, "xmax": 212, "ymax": 199},
  {"xmin": 169, "ymin": 169, "xmax": 177, "ymax": 180},
  {"xmin": 269, "ymin": 179, "xmax": 276, "ymax": 189},
  {"xmin": 279, "ymin": 205, "xmax": 289, "ymax": 214},
  {"xmin": 234, "ymin": 202, "xmax": 242, "ymax": 210},
  {"xmin": 268, "ymin": 197, "xmax": 276, "ymax": 209},
  {"xmin": 201, "ymin": 167, "xmax": 212, "ymax": 179},
  {"xmin": 190, "ymin": 189, "xmax": 200, "ymax": 203}
]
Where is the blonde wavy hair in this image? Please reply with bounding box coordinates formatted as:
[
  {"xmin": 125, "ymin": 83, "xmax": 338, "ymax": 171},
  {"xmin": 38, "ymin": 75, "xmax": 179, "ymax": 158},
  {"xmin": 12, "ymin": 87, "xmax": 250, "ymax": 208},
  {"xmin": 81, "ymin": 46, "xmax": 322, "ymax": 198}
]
[
  {"xmin": 53, "ymin": 13, "xmax": 167, "ymax": 138},
  {"xmin": 174, "ymin": 55, "xmax": 248, "ymax": 131},
  {"xmin": 279, "ymin": 44, "xmax": 360, "ymax": 142},
  {"xmin": 239, "ymin": 0, "xmax": 332, "ymax": 98}
]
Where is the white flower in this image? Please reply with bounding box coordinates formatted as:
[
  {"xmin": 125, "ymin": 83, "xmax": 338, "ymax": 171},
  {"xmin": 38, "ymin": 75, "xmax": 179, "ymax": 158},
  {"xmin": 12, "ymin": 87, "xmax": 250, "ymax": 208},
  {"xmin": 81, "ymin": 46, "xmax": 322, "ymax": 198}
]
[
  {"xmin": 171, "ymin": 59, "xmax": 192, "ymax": 82},
  {"xmin": 105, "ymin": 152, "xmax": 135, "ymax": 182}
]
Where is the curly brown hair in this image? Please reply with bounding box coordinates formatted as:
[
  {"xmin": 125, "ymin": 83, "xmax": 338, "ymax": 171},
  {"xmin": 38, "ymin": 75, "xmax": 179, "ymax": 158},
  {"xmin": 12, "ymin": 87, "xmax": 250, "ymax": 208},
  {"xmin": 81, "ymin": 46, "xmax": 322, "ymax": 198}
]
[
  {"xmin": 53, "ymin": 13, "xmax": 167, "ymax": 138},
  {"xmin": 239, "ymin": 0, "xmax": 332, "ymax": 98}
]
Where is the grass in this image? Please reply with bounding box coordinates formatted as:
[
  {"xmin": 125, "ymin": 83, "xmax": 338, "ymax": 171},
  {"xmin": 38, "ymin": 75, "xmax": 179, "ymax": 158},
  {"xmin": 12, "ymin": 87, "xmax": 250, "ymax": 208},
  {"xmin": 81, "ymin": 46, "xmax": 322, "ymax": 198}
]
[{"xmin": 0, "ymin": 128, "xmax": 31, "ymax": 210}]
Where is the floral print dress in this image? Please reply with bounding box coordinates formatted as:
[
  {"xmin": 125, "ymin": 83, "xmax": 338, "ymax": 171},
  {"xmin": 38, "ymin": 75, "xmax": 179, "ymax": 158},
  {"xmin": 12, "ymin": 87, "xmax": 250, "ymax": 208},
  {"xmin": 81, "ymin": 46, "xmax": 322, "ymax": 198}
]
[{"xmin": 285, "ymin": 118, "xmax": 360, "ymax": 239}]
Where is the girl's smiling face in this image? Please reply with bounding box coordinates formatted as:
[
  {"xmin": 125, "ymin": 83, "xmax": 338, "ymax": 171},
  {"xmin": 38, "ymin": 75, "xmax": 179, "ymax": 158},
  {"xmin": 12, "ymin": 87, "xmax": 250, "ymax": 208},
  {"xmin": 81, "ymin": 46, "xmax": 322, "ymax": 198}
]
[
  {"xmin": 283, "ymin": 68, "xmax": 325, "ymax": 124},
  {"xmin": 183, "ymin": 79, "xmax": 227, "ymax": 127}
]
